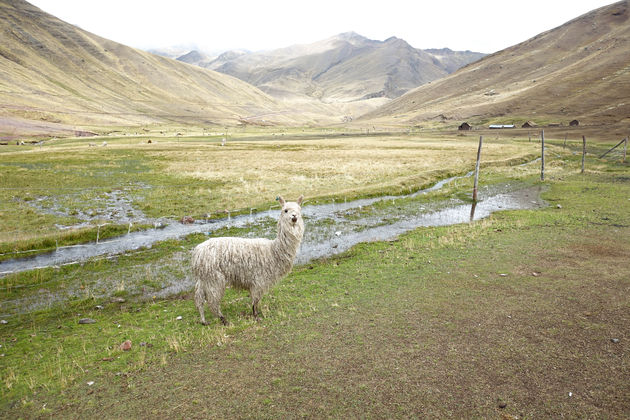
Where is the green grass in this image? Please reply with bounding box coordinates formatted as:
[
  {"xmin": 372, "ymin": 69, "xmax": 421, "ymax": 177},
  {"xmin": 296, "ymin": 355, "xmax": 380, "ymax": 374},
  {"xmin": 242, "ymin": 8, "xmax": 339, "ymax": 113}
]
[
  {"xmin": 0, "ymin": 131, "xmax": 543, "ymax": 257},
  {"xmin": 1, "ymin": 149, "xmax": 628, "ymax": 417}
]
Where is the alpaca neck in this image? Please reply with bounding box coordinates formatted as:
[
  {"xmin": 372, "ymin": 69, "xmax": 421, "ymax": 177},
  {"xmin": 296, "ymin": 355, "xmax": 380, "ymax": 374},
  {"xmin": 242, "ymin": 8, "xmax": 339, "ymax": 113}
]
[{"xmin": 271, "ymin": 220, "xmax": 303, "ymax": 266}]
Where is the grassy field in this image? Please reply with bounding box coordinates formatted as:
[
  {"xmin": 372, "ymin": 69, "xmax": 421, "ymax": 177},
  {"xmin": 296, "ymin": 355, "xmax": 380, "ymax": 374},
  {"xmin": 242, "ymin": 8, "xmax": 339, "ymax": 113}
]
[
  {"xmin": 0, "ymin": 129, "xmax": 539, "ymax": 256},
  {"xmin": 1, "ymin": 131, "xmax": 629, "ymax": 417}
]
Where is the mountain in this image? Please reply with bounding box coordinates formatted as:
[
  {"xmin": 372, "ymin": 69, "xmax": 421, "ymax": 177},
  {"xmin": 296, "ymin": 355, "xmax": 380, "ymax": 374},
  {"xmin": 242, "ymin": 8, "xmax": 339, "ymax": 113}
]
[
  {"xmin": 0, "ymin": 0, "xmax": 288, "ymax": 138},
  {"xmin": 176, "ymin": 50, "xmax": 214, "ymax": 66},
  {"xmin": 362, "ymin": 1, "xmax": 630, "ymax": 128},
  {"xmin": 180, "ymin": 32, "xmax": 484, "ymax": 104}
]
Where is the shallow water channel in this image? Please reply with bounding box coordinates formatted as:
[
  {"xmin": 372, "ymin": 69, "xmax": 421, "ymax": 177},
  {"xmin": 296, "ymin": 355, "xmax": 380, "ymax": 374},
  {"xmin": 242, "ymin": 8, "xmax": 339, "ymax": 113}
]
[
  {"xmin": 0, "ymin": 172, "xmax": 546, "ymax": 315},
  {"xmin": 1, "ymin": 174, "xmax": 546, "ymax": 275}
]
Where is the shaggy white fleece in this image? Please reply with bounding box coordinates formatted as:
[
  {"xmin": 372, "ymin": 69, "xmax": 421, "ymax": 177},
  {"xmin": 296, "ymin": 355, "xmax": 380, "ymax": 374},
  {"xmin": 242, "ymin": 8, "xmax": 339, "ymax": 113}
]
[{"xmin": 192, "ymin": 196, "xmax": 304, "ymax": 325}]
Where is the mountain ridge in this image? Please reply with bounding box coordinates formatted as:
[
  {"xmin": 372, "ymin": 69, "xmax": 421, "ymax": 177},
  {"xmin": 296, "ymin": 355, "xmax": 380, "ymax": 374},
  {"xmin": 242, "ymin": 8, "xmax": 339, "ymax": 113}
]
[
  {"xmin": 0, "ymin": 0, "xmax": 292, "ymax": 137},
  {"xmin": 176, "ymin": 33, "xmax": 485, "ymax": 104},
  {"xmin": 362, "ymin": 1, "xmax": 630, "ymax": 128}
]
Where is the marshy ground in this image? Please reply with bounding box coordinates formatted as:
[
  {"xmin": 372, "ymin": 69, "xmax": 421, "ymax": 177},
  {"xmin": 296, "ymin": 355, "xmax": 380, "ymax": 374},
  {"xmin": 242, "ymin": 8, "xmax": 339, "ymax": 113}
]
[{"xmin": 0, "ymin": 128, "xmax": 628, "ymax": 417}]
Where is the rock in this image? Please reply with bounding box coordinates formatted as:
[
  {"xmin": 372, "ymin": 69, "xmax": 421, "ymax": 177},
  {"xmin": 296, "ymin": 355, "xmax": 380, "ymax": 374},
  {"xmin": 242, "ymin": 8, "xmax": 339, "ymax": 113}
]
[
  {"xmin": 102, "ymin": 357, "xmax": 114, "ymax": 361},
  {"xmin": 556, "ymin": 204, "xmax": 562, "ymax": 209},
  {"xmin": 498, "ymin": 400, "xmax": 507, "ymax": 409},
  {"xmin": 0, "ymin": 319, "xmax": 7, "ymax": 324},
  {"xmin": 95, "ymin": 305, "xmax": 104, "ymax": 310},
  {"xmin": 611, "ymin": 338, "xmax": 620, "ymax": 344},
  {"xmin": 176, "ymin": 316, "xmax": 183, "ymax": 320},
  {"xmin": 87, "ymin": 381, "xmax": 95, "ymax": 386},
  {"xmin": 532, "ymin": 272, "xmax": 541, "ymax": 277},
  {"xmin": 180, "ymin": 216, "xmax": 195, "ymax": 224},
  {"xmin": 111, "ymin": 297, "xmax": 126, "ymax": 303},
  {"xmin": 119, "ymin": 340, "xmax": 132, "ymax": 351},
  {"xmin": 335, "ymin": 231, "xmax": 342, "ymax": 236},
  {"xmin": 331, "ymin": 244, "xmax": 338, "ymax": 248},
  {"xmin": 78, "ymin": 318, "xmax": 96, "ymax": 324}
]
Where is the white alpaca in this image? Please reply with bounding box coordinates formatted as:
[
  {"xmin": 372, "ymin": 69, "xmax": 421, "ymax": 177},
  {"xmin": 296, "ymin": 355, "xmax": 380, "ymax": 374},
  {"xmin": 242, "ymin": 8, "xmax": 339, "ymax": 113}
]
[{"xmin": 192, "ymin": 195, "xmax": 304, "ymax": 325}]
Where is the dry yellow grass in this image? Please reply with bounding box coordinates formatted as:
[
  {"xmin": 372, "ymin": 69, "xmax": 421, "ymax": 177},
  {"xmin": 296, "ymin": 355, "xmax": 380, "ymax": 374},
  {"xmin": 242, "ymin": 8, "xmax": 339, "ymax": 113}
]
[
  {"xmin": 148, "ymin": 135, "xmax": 537, "ymax": 208},
  {"xmin": 1, "ymin": 132, "xmax": 541, "ymax": 249}
]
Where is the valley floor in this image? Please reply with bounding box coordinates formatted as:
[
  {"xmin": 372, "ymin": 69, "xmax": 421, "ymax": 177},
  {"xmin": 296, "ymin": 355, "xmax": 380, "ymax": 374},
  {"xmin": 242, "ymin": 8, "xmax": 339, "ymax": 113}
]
[{"xmin": 3, "ymin": 154, "xmax": 629, "ymax": 418}]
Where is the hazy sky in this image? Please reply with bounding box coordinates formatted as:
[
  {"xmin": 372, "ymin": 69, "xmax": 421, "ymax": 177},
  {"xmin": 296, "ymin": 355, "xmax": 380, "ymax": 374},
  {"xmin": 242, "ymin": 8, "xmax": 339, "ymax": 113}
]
[{"xmin": 29, "ymin": 0, "xmax": 616, "ymax": 54}]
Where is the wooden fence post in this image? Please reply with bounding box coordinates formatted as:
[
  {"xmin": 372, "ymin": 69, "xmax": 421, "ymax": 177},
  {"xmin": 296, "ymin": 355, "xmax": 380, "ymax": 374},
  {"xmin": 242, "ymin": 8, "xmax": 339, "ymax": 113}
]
[
  {"xmin": 541, "ymin": 130, "xmax": 545, "ymax": 181},
  {"xmin": 581, "ymin": 135, "xmax": 586, "ymax": 174},
  {"xmin": 599, "ymin": 138, "xmax": 627, "ymax": 159},
  {"xmin": 624, "ymin": 137, "xmax": 628, "ymax": 163},
  {"xmin": 472, "ymin": 136, "xmax": 483, "ymax": 202}
]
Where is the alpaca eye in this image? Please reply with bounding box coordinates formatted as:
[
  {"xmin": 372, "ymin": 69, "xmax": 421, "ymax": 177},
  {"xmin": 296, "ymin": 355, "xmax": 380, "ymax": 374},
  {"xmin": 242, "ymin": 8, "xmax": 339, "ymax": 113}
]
[{"xmin": 284, "ymin": 209, "xmax": 288, "ymax": 213}]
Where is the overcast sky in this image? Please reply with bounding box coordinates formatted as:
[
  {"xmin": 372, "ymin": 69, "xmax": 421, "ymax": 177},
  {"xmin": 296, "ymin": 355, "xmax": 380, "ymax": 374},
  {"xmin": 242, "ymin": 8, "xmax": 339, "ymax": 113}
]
[{"xmin": 29, "ymin": 0, "xmax": 616, "ymax": 54}]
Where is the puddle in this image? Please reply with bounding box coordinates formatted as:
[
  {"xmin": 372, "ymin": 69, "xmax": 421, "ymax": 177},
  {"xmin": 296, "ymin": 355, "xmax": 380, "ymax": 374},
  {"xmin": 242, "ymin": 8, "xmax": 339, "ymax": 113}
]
[{"xmin": 0, "ymin": 174, "xmax": 546, "ymax": 316}]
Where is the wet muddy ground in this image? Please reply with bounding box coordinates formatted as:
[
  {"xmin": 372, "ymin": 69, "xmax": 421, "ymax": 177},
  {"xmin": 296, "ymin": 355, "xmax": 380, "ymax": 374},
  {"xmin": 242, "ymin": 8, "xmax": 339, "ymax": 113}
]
[{"xmin": 0, "ymin": 174, "xmax": 546, "ymax": 316}]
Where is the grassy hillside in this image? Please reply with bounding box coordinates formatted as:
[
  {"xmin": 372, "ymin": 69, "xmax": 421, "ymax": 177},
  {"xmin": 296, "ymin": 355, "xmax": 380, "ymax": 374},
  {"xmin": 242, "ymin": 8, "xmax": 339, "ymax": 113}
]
[
  {"xmin": 362, "ymin": 1, "xmax": 630, "ymax": 129},
  {"xmin": 0, "ymin": 0, "xmax": 293, "ymax": 138}
]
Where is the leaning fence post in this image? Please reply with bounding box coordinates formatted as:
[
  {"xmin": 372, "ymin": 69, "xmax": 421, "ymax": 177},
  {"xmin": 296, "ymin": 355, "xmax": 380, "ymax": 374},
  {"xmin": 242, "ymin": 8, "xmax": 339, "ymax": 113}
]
[
  {"xmin": 599, "ymin": 138, "xmax": 627, "ymax": 159},
  {"xmin": 472, "ymin": 135, "xmax": 483, "ymax": 202},
  {"xmin": 623, "ymin": 137, "xmax": 628, "ymax": 163},
  {"xmin": 541, "ymin": 130, "xmax": 545, "ymax": 181},
  {"xmin": 581, "ymin": 135, "xmax": 586, "ymax": 174}
]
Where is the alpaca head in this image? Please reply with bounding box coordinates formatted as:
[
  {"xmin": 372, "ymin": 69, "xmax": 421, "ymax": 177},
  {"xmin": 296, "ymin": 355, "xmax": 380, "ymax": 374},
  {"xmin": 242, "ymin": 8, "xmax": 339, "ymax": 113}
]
[{"xmin": 277, "ymin": 195, "xmax": 304, "ymax": 239}]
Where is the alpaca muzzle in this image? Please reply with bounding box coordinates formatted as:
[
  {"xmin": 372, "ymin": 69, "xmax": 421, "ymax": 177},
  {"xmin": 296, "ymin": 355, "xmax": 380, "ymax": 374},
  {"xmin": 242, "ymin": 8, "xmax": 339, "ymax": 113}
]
[{"xmin": 291, "ymin": 215, "xmax": 298, "ymax": 223}]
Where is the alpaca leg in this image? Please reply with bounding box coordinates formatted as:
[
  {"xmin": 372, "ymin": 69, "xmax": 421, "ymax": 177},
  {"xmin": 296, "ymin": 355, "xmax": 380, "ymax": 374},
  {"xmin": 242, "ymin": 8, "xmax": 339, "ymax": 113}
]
[
  {"xmin": 194, "ymin": 281, "xmax": 208, "ymax": 325},
  {"xmin": 206, "ymin": 276, "xmax": 228, "ymax": 325},
  {"xmin": 251, "ymin": 290, "xmax": 263, "ymax": 320}
]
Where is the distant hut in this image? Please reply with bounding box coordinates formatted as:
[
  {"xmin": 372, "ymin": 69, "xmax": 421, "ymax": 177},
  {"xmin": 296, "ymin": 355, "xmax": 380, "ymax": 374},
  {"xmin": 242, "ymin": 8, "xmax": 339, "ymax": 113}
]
[
  {"xmin": 569, "ymin": 119, "xmax": 580, "ymax": 126},
  {"xmin": 522, "ymin": 121, "xmax": 537, "ymax": 128},
  {"xmin": 458, "ymin": 122, "xmax": 472, "ymax": 131}
]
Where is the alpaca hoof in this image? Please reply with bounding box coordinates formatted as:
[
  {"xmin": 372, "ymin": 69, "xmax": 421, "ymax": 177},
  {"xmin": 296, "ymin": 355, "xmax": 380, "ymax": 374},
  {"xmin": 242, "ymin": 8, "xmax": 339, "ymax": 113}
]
[
  {"xmin": 200, "ymin": 320, "xmax": 209, "ymax": 326},
  {"xmin": 220, "ymin": 316, "xmax": 229, "ymax": 326}
]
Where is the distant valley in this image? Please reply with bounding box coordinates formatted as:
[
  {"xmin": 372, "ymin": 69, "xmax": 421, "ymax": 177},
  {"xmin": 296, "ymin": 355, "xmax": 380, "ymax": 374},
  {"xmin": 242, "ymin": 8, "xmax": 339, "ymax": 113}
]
[{"xmin": 1, "ymin": 0, "xmax": 629, "ymax": 138}]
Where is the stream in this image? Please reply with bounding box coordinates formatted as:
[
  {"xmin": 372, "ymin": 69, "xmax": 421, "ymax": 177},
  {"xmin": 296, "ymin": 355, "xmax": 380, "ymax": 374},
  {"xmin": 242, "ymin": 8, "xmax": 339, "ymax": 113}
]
[
  {"xmin": 0, "ymin": 173, "xmax": 545, "ymax": 275},
  {"xmin": 0, "ymin": 171, "xmax": 546, "ymax": 316}
]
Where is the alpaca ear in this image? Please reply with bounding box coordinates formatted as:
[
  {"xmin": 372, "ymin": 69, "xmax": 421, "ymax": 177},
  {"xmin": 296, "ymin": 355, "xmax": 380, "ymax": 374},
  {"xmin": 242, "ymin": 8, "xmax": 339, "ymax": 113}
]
[
  {"xmin": 297, "ymin": 195, "xmax": 304, "ymax": 206},
  {"xmin": 277, "ymin": 196, "xmax": 285, "ymax": 206}
]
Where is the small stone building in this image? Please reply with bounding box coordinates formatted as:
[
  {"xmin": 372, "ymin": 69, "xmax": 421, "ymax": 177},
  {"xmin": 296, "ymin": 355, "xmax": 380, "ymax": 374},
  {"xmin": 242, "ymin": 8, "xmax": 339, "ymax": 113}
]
[
  {"xmin": 522, "ymin": 121, "xmax": 537, "ymax": 128},
  {"xmin": 569, "ymin": 119, "xmax": 580, "ymax": 126},
  {"xmin": 458, "ymin": 122, "xmax": 472, "ymax": 131}
]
